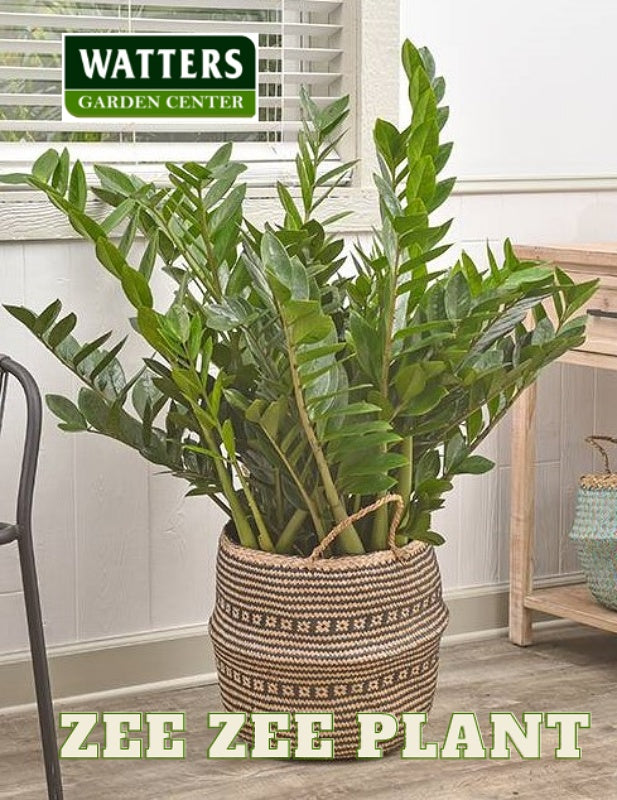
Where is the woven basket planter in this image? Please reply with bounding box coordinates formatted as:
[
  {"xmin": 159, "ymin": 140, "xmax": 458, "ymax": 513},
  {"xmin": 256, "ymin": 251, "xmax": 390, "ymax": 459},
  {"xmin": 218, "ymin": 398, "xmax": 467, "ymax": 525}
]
[
  {"xmin": 209, "ymin": 514, "xmax": 449, "ymax": 759},
  {"xmin": 569, "ymin": 436, "xmax": 617, "ymax": 611}
]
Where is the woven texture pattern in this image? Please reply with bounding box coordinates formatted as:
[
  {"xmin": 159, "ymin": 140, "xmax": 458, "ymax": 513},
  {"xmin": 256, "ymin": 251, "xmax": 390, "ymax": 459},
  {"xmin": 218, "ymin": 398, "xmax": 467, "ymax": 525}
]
[
  {"xmin": 569, "ymin": 485, "xmax": 617, "ymax": 611},
  {"xmin": 210, "ymin": 534, "xmax": 449, "ymax": 758}
]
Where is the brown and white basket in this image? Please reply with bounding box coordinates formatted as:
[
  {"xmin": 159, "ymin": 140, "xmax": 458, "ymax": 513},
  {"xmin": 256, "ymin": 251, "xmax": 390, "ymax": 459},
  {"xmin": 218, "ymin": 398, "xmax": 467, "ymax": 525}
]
[{"xmin": 209, "ymin": 495, "xmax": 449, "ymax": 758}]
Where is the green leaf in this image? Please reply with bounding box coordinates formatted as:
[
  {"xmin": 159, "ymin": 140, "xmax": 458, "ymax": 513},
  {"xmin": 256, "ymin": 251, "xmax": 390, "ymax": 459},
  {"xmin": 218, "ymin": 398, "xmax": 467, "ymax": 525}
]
[
  {"xmin": 187, "ymin": 315, "xmax": 203, "ymax": 360},
  {"xmin": 221, "ymin": 419, "xmax": 236, "ymax": 456},
  {"xmin": 100, "ymin": 198, "xmax": 135, "ymax": 234},
  {"xmin": 47, "ymin": 313, "xmax": 77, "ymax": 348},
  {"xmin": 564, "ymin": 278, "xmax": 599, "ymax": 320},
  {"xmin": 412, "ymin": 530, "xmax": 445, "ymax": 546},
  {"xmin": 73, "ymin": 331, "xmax": 112, "ymax": 369},
  {"xmin": 205, "ymin": 298, "xmax": 256, "ymax": 332},
  {"xmin": 415, "ymin": 448, "xmax": 440, "ymax": 488},
  {"xmin": 132, "ymin": 373, "xmax": 160, "ymax": 419},
  {"xmin": 137, "ymin": 308, "xmax": 168, "ymax": 354},
  {"xmin": 210, "ymin": 184, "xmax": 245, "ymax": 233},
  {"xmin": 456, "ymin": 455, "xmax": 495, "ymax": 474},
  {"xmin": 349, "ymin": 311, "xmax": 381, "ymax": 384},
  {"xmin": 445, "ymin": 271, "xmax": 471, "ymax": 321},
  {"xmin": 68, "ymin": 161, "xmax": 87, "ymax": 210},
  {"xmin": 166, "ymin": 305, "xmax": 191, "ymax": 343},
  {"xmin": 121, "ymin": 266, "xmax": 153, "ymax": 309},
  {"xmin": 90, "ymin": 338, "xmax": 127, "ymax": 382},
  {"xmin": 395, "ymin": 363, "xmax": 426, "ymax": 403},
  {"xmin": 46, "ymin": 394, "xmax": 87, "ymax": 431},
  {"xmin": 94, "ymin": 164, "xmax": 136, "ymax": 196},
  {"xmin": 261, "ymin": 232, "xmax": 309, "ymax": 301},
  {"xmin": 32, "ymin": 149, "xmax": 59, "ymax": 182},
  {"xmin": 33, "ymin": 299, "xmax": 62, "ymax": 335},
  {"xmin": 285, "ymin": 300, "xmax": 333, "ymax": 345},
  {"xmin": 276, "ymin": 182, "xmax": 303, "ymax": 229},
  {"xmin": 407, "ymin": 119, "xmax": 439, "ymax": 164},
  {"xmin": 406, "ymin": 384, "xmax": 447, "ymax": 416},
  {"xmin": 466, "ymin": 408, "xmax": 483, "ymax": 442},
  {"xmin": 4, "ymin": 305, "xmax": 37, "ymax": 331},
  {"xmin": 78, "ymin": 387, "xmax": 109, "ymax": 431},
  {"xmin": 374, "ymin": 118, "xmax": 403, "ymax": 170},
  {"xmin": 407, "ymin": 154, "xmax": 436, "ymax": 205},
  {"xmin": 427, "ymin": 176, "xmax": 456, "ymax": 212},
  {"xmin": 119, "ymin": 213, "xmax": 138, "ymax": 256},
  {"xmin": 0, "ymin": 172, "xmax": 31, "ymax": 185},
  {"xmin": 139, "ymin": 232, "xmax": 158, "ymax": 281},
  {"xmin": 95, "ymin": 237, "xmax": 125, "ymax": 278},
  {"xmin": 259, "ymin": 398, "xmax": 287, "ymax": 439},
  {"xmin": 445, "ymin": 430, "xmax": 465, "ymax": 472},
  {"xmin": 339, "ymin": 472, "xmax": 397, "ymax": 495},
  {"xmin": 51, "ymin": 148, "xmax": 70, "ymax": 195}
]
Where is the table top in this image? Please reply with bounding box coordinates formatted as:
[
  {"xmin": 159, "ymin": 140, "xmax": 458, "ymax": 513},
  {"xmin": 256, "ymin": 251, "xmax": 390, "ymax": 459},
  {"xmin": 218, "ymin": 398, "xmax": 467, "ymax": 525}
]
[{"xmin": 514, "ymin": 243, "xmax": 617, "ymax": 271}]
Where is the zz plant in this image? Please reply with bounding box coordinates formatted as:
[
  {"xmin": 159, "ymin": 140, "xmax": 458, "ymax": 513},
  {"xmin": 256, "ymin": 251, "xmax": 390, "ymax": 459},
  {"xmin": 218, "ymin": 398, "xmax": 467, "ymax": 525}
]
[{"xmin": 2, "ymin": 40, "xmax": 596, "ymax": 555}]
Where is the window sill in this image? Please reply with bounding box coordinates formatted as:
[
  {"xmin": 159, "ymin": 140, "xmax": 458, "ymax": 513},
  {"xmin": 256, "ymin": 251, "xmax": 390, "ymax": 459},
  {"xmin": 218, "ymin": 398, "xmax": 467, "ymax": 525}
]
[{"xmin": 0, "ymin": 184, "xmax": 379, "ymax": 242}]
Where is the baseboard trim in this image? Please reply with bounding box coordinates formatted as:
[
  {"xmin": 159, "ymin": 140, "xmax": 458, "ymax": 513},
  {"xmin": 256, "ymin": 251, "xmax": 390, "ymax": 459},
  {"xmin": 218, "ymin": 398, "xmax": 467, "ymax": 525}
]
[
  {"xmin": 0, "ymin": 623, "xmax": 215, "ymax": 712},
  {"xmin": 0, "ymin": 574, "xmax": 586, "ymax": 713}
]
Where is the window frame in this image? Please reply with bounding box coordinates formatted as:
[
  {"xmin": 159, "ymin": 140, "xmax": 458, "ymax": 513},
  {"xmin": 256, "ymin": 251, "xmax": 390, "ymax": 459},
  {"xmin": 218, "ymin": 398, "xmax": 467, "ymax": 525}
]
[{"xmin": 0, "ymin": 0, "xmax": 402, "ymax": 239}]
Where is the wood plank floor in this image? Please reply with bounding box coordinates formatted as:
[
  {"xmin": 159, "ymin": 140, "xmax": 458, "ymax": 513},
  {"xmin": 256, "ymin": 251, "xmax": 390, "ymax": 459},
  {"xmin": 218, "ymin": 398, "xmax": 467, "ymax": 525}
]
[{"xmin": 1, "ymin": 627, "xmax": 616, "ymax": 800}]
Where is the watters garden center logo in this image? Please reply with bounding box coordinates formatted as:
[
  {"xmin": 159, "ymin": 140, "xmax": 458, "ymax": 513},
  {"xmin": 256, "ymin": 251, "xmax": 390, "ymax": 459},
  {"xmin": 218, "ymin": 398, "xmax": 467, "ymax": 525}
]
[{"xmin": 62, "ymin": 33, "xmax": 258, "ymax": 121}]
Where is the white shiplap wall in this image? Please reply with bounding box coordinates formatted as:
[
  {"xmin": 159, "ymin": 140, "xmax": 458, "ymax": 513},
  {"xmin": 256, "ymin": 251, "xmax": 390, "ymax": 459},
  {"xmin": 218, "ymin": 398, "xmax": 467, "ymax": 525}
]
[
  {"xmin": 2, "ymin": 188, "xmax": 616, "ymax": 657},
  {"xmin": 2, "ymin": 0, "xmax": 617, "ymax": 657}
]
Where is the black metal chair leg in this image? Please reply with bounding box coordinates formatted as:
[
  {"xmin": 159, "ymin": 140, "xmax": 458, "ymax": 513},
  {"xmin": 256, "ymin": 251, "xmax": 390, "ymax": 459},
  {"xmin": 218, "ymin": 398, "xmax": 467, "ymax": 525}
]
[{"xmin": 0, "ymin": 356, "xmax": 64, "ymax": 800}]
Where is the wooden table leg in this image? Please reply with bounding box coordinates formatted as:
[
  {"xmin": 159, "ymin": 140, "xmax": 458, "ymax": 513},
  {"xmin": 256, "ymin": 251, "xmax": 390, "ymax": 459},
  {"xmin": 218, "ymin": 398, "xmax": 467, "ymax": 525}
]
[{"xmin": 509, "ymin": 382, "xmax": 537, "ymax": 646}]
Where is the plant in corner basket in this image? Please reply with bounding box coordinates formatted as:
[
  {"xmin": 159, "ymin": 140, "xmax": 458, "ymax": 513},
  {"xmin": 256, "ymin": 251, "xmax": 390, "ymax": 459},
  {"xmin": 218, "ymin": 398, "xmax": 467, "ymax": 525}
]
[{"xmin": 1, "ymin": 40, "xmax": 597, "ymax": 758}]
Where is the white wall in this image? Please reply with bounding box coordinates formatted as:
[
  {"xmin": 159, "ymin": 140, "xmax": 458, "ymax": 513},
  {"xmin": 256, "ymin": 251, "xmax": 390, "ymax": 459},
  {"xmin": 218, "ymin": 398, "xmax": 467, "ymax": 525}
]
[
  {"xmin": 2, "ymin": 1, "xmax": 617, "ymax": 660},
  {"xmin": 0, "ymin": 241, "xmax": 223, "ymax": 654},
  {"xmin": 402, "ymin": 0, "xmax": 617, "ymax": 179},
  {"xmin": 401, "ymin": 1, "xmax": 617, "ymax": 588}
]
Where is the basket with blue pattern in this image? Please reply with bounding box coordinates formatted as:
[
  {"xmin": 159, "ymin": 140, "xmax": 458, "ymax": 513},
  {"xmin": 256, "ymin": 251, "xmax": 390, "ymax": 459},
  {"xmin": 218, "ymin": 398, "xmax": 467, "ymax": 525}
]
[{"xmin": 569, "ymin": 435, "xmax": 617, "ymax": 611}]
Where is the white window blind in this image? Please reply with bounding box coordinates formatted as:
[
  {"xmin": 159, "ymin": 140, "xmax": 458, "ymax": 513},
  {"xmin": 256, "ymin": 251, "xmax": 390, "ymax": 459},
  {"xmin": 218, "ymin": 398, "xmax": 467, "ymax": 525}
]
[{"xmin": 0, "ymin": 0, "xmax": 345, "ymax": 180}]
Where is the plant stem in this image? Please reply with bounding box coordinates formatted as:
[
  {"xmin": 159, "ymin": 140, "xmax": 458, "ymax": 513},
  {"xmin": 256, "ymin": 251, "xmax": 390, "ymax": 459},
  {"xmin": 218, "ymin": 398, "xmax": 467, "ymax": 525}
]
[
  {"xmin": 372, "ymin": 243, "xmax": 401, "ymax": 549},
  {"xmin": 281, "ymin": 314, "xmax": 364, "ymax": 554},
  {"xmin": 369, "ymin": 502, "xmax": 388, "ymax": 551},
  {"xmin": 261, "ymin": 428, "xmax": 327, "ymax": 540},
  {"xmin": 197, "ymin": 186, "xmax": 223, "ymax": 298},
  {"xmin": 202, "ymin": 428, "xmax": 258, "ymax": 549},
  {"xmin": 398, "ymin": 435, "xmax": 414, "ymax": 507},
  {"xmin": 230, "ymin": 458, "xmax": 275, "ymax": 552},
  {"xmin": 275, "ymin": 509, "xmax": 308, "ymax": 554}
]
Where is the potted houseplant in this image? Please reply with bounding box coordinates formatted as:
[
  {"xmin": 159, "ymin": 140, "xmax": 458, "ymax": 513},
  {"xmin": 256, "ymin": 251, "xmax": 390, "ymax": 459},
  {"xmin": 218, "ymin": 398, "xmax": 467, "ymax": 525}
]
[{"xmin": 2, "ymin": 40, "xmax": 596, "ymax": 757}]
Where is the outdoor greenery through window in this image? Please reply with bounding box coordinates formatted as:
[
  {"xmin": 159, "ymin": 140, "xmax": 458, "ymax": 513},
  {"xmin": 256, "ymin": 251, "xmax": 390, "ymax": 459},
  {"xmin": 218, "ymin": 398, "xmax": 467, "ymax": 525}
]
[{"xmin": 0, "ymin": 1, "xmax": 345, "ymax": 155}]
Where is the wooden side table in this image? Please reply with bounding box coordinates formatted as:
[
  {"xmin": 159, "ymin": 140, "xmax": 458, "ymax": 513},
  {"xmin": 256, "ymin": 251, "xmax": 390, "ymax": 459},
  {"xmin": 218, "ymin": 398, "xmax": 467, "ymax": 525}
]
[{"xmin": 510, "ymin": 244, "xmax": 617, "ymax": 645}]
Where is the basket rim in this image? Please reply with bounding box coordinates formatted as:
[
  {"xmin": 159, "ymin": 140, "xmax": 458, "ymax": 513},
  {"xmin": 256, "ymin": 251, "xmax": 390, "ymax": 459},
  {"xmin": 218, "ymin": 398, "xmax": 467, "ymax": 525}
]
[
  {"xmin": 219, "ymin": 530, "xmax": 429, "ymax": 571},
  {"xmin": 579, "ymin": 474, "xmax": 617, "ymax": 489}
]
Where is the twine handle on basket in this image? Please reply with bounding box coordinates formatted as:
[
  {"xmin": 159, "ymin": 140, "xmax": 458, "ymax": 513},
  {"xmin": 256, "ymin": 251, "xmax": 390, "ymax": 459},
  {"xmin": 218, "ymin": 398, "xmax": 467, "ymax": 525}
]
[
  {"xmin": 585, "ymin": 435, "xmax": 617, "ymax": 474},
  {"xmin": 308, "ymin": 493, "xmax": 405, "ymax": 561}
]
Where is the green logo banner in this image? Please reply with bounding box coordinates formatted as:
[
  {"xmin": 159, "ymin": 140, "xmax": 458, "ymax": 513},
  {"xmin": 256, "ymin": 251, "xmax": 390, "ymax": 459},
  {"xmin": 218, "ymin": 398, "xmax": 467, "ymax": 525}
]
[{"xmin": 62, "ymin": 34, "xmax": 258, "ymax": 121}]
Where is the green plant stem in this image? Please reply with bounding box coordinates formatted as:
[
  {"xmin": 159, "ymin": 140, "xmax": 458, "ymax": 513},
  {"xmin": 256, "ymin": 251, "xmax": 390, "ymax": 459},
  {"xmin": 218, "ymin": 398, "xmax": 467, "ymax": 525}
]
[
  {"xmin": 370, "ymin": 503, "xmax": 389, "ymax": 551},
  {"xmin": 372, "ymin": 242, "xmax": 402, "ymax": 550},
  {"xmin": 275, "ymin": 509, "xmax": 308, "ymax": 554},
  {"xmin": 201, "ymin": 427, "xmax": 258, "ymax": 549},
  {"xmin": 260, "ymin": 427, "xmax": 327, "ymax": 540},
  {"xmin": 230, "ymin": 458, "xmax": 275, "ymax": 552},
  {"xmin": 197, "ymin": 186, "xmax": 223, "ymax": 298},
  {"xmin": 281, "ymin": 313, "xmax": 364, "ymax": 554},
  {"xmin": 398, "ymin": 435, "xmax": 414, "ymax": 507}
]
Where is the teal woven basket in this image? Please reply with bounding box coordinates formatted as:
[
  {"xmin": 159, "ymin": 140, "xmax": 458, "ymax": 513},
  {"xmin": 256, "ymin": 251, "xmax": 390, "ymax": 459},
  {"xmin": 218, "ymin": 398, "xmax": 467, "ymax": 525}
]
[{"xmin": 569, "ymin": 436, "xmax": 617, "ymax": 611}]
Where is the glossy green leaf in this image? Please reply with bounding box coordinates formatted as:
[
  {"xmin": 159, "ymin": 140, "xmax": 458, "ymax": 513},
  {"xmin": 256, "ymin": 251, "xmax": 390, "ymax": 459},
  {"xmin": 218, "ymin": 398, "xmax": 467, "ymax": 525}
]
[
  {"xmin": 46, "ymin": 394, "xmax": 87, "ymax": 431},
  {"xmin": 47, "ymin": 313, "xmax": 77, "ymax": 348},
  {"xmin": 32, "ymin": 149, "xmax": 59, "ymax": 182}
]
